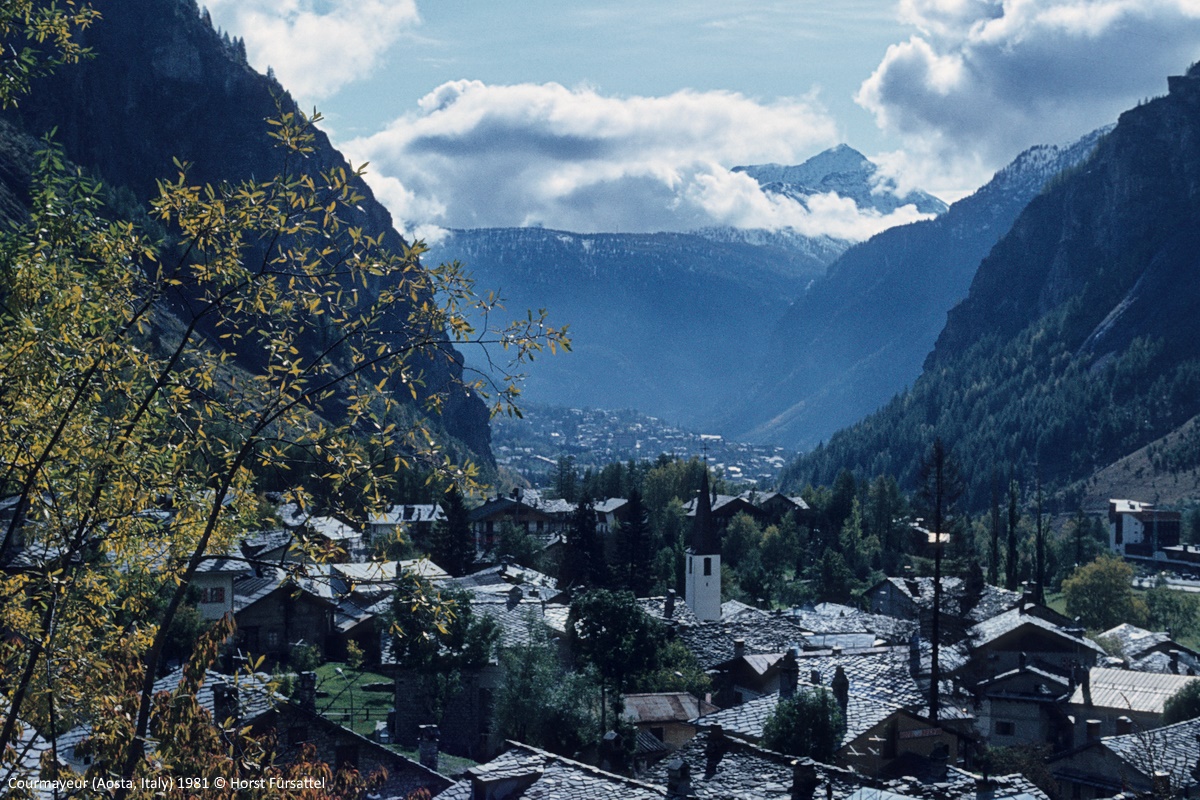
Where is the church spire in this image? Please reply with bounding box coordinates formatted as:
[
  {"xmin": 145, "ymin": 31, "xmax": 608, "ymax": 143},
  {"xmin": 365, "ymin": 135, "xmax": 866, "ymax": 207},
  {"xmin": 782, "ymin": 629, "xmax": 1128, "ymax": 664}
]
[{"xmin": 692, "ymin": 463, "xmax": 719, "ymax": 555}]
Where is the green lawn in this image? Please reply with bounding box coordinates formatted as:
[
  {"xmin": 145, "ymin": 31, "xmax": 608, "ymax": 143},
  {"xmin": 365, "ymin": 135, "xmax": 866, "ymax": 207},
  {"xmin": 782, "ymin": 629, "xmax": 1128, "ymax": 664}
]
[
  {"xmin": 312, "ymin": 663, "xmax": 478, "ymax": 775},
  {"xmin": 314, "ymin": 662, "xmax": 395, "ymax": 737},
  {"xmin": 1045, "ymin": 588, "xmax": 1200, "ymax": 652}
]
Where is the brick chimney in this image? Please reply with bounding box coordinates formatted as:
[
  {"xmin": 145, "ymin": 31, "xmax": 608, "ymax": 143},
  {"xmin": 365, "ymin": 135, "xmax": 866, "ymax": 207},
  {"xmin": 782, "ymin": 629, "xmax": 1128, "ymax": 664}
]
[
  {"xmin": 665, "ymin": 589, "xmax": 676, "ymax": 619},
  {"xmin": 418, "ymin": 725, "xmax": 440, "ymax": 772},
  {"xmin": 1116, "ymin": 716, "xmax": 1133, "ymax": 735},
  {"xmin": 1171, "ymin": 650, "xmax": 1182, "ymax": 674},
  {"xmin": 733, "ymin": 639, "xmax": 746, "ymax": 659},
  {"xmin": 1086, "ymin": 719, "xmax": 1101, "ymax": 742}
]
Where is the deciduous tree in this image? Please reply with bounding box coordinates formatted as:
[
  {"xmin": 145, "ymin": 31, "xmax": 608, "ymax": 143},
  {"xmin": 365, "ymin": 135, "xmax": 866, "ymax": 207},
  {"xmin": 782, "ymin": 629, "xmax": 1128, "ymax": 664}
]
[
  {"xmin": 0, "ymin": 21, "xmax": 565, "ymax": 793},
  {"xmin": 1062, "ymin": 554, "xmax": 1147, "ymax": 631}
]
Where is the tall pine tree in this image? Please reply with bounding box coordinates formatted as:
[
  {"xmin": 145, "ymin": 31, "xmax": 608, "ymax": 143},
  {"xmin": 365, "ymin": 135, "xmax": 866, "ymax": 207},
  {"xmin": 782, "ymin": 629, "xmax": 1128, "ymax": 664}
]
[{"xmin": 432, "ymin": 486, "xmax": 474, "ymax": 576}]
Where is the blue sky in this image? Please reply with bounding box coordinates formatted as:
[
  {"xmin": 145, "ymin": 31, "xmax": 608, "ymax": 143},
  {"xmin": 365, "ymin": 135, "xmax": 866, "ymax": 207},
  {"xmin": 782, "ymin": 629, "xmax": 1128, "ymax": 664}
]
[{"xmin": 206, "ymin": 1, "xmax": 1200, "ymax": 239}]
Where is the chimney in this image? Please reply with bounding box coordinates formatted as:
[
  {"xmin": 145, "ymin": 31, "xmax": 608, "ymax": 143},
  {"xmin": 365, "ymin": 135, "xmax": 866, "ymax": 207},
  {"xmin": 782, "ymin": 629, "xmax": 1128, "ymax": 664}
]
[
  {"xmin": 665, "ymin": 589, "xmax": 677, "ymax": 619},
  {"xmin": 791, "ymin": 760, "xmax": 819, "ymax": 800},
  {"xmin": 212, "ymin": 680, "xmax": 240, "ymax": 727},
  {"xmin": 418, "ymin": 725, "xmax": 440, "ymax": 772},
  {"xmin": 909, "ymin": 632, "xmax": 921, "ymax": 678},
  {"xmin": 1171, "ymin": 650, "xmax": 1182, "ymax": 673},
  {"xmin": 1153, "ymin": 771, "xmax": 1171, "ymax": 799},
  {"xmin": 810, "ymin": 669, "xmax": 822, "ymax": 686},
  {"xmin": 734, "ymin": 639, "xmax": 746, "ymax": 659},
  {"xmin": 667, "ymin": 758, "xmax": 696, "ymax": 799},
  {"xmin": 296, "ymin": 671, "xmax": 317, "ymax": 713},
  {"xmin": 1116, "ymin": 716, "xmax": 1133, "ymax": 735},
  {"xmin": 1086, "ymin": 719, "xmax": 1101, "ymax": 742},
  {"xmin": 1082, "ymin": 668, "xmax": 1093, "ymax": 706},
  {"xmin": 704, "ymin": 726, "xmax": 729, "ymax": 778},
  {"xmin": 1019, "ymin": 651, "xmax": 1027, "ymax": 669},
  {"xmin": 779, "ymin": 648, "xmax": 799, "ymax": 699},
  {"xmin": 507, "ymin": 585, "xmax": 523, "ymax": 609},
  {"xmin": 831, "ymin": 646, "xmax": 842, "ymax": 656},
  {"xmin": 831, "ymin": 665, "xmax": 849, "ymax": 712}
]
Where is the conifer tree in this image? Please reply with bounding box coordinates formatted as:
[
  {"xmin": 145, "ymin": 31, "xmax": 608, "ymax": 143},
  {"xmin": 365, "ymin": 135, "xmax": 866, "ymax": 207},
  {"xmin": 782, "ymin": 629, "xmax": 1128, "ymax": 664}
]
[{"xmin": 432, "ymin": 485, "xmax": 474, "ymax": 576}]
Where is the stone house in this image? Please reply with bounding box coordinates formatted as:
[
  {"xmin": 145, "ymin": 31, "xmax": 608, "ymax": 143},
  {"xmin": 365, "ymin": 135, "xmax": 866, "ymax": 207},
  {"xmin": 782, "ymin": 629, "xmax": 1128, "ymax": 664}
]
[
  {"xmin": 1049, "ymin": 715, "xmax": 1200, "ymax": 800},
  {"xmin": 623, "ymin": 692, "xmax": 718, "ymax": 751},
  {"xmin": 974, "ymin": 661, "xmax": 1073, "ymax": 751}
]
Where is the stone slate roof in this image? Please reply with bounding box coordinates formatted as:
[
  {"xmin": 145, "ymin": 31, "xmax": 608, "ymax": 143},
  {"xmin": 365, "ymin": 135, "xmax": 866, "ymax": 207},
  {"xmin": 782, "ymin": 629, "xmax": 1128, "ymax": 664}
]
[
  {"xmin": 641, "ymin": 728, "xmax": 1047, "ymax": 800},
  {"xmin": 231, "ymin": 571, "xmax": 285, "ymax": 613},
  {"xmin": 675, "ymin": 604, "xmax": 914, "ymax": 671},
  {"xmin": 1100, "ymin": 622, "xmax": 1172, "ymax": 659},
  {"xmin": 965, "ymin": 585, "xmax": 1023, "ymax": 623},
  {"xmin": 1101, "ymin": 715, "xmax": 1200, "ymax": 792},
  {"xmin": 722, "ymin": 599, "xmax": 762, "ymax": 619},
  {"xmin": 969, "ymin": 607, "xmax": 1104, "ymax": 653},
  {"xmin": 368, "ymin": 503, "xmax": 444, "ymax": 526},
  {"xmin": 1067, "ymin": 666, "xmax": 1200, "ymax": 713},
  {"xmin": 447, "ymin": 563, "xmax": 560, "ymax": 594},
  {"xmin": 642, "ymin": 728, "xmax": 868, "ymax": 800},
  {"xmin": 1, "ymin": 709, "xmax": 58, "ymax": 799},
  {"xmin": 638, "ymin": 595, "xmax": 701, "ymax": 628},
  {"xmin": 696, "ymin": 685, "xmax": 907, "ymax": 746},
  {"xmin": 678, "ymin": 615, "xmax": 815, "ymax": 669},
  {"xmin": 787, "ymin": 605, "xmax": 918, "ymax": 645},
  {"xmin": 1132, "ymin": 649, "xmax": 1200, "ymax": 675},
  {"xmin": 437, "ymin": 742, "xmax": 666, "ymax": 799}
]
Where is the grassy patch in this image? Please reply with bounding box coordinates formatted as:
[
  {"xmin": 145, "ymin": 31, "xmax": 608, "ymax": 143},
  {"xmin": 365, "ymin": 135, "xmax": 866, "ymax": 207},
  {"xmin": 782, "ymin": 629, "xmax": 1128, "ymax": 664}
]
[{"xmin": 313, "ymin": 662, "xmax": 394, "ymax": 737}]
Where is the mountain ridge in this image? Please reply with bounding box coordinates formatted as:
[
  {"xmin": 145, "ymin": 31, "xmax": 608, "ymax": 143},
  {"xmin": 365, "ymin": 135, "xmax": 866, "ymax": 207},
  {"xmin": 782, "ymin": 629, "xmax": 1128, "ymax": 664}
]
[
  {"xmin": 781, "ymin": 65, "xmax": 1200, "ymax": 508},
  {"xmin": 714, "ymin": 126, "xmax": 1111, "ymax": 450}
]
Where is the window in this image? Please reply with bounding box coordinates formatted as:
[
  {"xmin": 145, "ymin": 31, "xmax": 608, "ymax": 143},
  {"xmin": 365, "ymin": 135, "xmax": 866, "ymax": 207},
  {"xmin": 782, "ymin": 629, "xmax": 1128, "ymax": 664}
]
[
  {"xmin": 203, "ymin": 587, "xmax": 225, "ymax": 604},
  {"xmin": 266, "ymin": 630, "xmax": 281, "ymax": 649},
  {"xmin": 688, "ymin": 559, "xmax": 693, "ymax": 574},
  {"xmin": 994, "ymin": 720, "xmax": 1015, "ymax": 736},
  {"xmin": 703, "ymin": 557, "xmax": 712, "ymax": 577}
]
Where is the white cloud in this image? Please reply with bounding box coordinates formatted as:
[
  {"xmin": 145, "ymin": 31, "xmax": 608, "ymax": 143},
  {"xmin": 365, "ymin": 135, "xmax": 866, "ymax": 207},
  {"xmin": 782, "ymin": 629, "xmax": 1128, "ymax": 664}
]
[
  {"xmin": 860, "ymin": 0, "xmax": 1200, "ymax": 192},
  {"xmin": 344, "ymin": 80, "xmax": 925, "ymax": 238},
  {"xmin": 205, "ymin": 0, "xmax": 420, "ymax": 100}
]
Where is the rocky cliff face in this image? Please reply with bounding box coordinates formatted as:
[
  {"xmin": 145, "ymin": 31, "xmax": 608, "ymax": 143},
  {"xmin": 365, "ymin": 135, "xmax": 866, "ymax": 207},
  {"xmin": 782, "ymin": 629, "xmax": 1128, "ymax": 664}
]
[
  {"xmin": 3, "ymin": 0, "xmax": 493, "ymax": 461},
  {"xmin": 931, "ymin": 67, "xmax": 1200, "ymax": 370}
]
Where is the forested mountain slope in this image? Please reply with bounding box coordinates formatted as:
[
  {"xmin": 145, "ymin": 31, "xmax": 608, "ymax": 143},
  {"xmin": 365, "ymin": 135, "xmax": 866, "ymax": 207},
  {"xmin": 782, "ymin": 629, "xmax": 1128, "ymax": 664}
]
[
  {"xmin": 426, "ymin": 227, "xmax": 844, "ymax": 424},
  {"xmin": 782, "ymin": 65, "xmax": 1200, "ymax": 508},
  {"xmin": 0, "ymin": 0, "xmax": 493, "ymax": 460},
  {"xmin": 719, "ymin": 128, "xmax": 1109, "ymax": 449}
]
